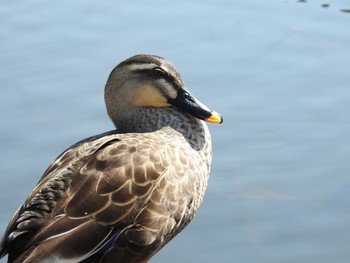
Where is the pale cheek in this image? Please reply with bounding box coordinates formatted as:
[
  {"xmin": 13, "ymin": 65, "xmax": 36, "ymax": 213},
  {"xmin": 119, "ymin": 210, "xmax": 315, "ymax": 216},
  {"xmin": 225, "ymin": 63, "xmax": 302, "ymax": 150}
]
[
  {"xmin": 165, "ymin": 84, "xmax": 178, "ymax": 100},
  {"xmin": 131, "ymin": 85, "xmax": 171, "ymax": 107}
]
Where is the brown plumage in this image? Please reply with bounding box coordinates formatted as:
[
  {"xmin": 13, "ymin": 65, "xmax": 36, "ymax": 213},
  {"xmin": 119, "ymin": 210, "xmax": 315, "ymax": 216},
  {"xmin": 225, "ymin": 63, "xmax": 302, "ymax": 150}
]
[{"xmin": 0, "ymin": 54, "xmax": 222, "ymax": 263}]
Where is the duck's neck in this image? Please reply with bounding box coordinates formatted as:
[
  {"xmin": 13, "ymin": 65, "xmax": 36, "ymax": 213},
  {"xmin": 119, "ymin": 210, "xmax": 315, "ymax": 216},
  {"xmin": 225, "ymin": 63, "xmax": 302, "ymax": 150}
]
[
  {"xmin": 111, "ymin": 107, "xmax": 210, "ymax": 151},
  {"xmin": 113, "ymin": 107, "xmax": 194, "ymax": 132}
]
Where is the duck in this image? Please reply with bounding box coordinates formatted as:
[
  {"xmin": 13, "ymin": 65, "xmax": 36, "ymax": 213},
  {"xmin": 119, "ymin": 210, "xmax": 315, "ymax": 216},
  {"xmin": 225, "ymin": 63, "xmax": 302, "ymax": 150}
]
[{"xmin": 0, "ymin": 54, "xmax": 223, "ymax": 263}]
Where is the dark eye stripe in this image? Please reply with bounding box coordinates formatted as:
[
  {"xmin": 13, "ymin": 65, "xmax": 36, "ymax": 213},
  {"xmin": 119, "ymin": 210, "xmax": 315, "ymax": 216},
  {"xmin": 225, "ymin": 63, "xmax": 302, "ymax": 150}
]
[{"xmin": 133, "ymin": 68, "xmax": 176, "ymax": 85}]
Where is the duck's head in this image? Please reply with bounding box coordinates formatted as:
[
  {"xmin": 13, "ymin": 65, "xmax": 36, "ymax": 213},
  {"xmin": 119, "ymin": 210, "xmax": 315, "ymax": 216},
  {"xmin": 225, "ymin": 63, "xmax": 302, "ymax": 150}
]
[{"xmin": 105, "ymin": 54, "xmax": 223, "ymax": 130}]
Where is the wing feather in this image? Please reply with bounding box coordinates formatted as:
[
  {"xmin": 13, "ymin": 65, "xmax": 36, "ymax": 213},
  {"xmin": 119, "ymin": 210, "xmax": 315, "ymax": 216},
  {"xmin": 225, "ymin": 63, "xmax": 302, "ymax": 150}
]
[{"xmin": 0, "ymin": 131, "xmax": 168, "ymax": 262}]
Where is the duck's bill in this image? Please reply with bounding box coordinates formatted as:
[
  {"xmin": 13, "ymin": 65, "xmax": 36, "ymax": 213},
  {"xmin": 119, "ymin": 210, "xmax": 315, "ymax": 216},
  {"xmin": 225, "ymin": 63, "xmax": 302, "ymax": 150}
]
[
  {"xmin": 168, "ymin": 89, "xmax": 223, "ymax": 124},
  {"xmin": 204, "ymin": 111, "xmax": 223, "ymax": 124}
]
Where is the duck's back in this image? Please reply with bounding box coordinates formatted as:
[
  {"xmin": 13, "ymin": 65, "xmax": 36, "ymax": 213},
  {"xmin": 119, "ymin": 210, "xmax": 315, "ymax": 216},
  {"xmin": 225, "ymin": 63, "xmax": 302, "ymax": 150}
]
[{"xmin": 0, "ymin": 123, "xmax": 212, "ymax": 263}]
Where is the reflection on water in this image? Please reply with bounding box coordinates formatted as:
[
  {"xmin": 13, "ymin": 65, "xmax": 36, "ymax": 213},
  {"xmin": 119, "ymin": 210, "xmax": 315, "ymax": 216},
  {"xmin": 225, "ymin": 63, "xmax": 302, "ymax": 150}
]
[
  {"xmin": 1, "ymin": 1, "xmax": 350, "ymax": 263},
  {"xmin": 296, "ymin": 0, "xmax": 350, "ymax": 13}
]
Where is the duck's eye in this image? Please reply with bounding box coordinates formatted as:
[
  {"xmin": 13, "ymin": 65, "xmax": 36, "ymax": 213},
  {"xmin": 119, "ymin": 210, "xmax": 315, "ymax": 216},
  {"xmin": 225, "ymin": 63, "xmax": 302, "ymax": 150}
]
[{"xmin": 152, "ymin": 68, "xmax": 165, "ymax": 78}]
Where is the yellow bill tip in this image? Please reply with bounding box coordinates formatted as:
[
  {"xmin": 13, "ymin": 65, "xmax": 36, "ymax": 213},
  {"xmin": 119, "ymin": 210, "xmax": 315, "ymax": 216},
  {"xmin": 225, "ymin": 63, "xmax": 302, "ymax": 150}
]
[{"xmin": 205, "ymin": 111, "xmax": 223, "ymax": 124}]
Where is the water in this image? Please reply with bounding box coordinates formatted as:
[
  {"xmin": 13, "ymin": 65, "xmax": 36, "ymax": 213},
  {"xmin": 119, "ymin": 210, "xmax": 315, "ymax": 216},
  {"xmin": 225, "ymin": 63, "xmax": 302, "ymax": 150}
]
[{"xmin": 1, "ymin": 1, "xmax": 350, "ymax": 262}]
